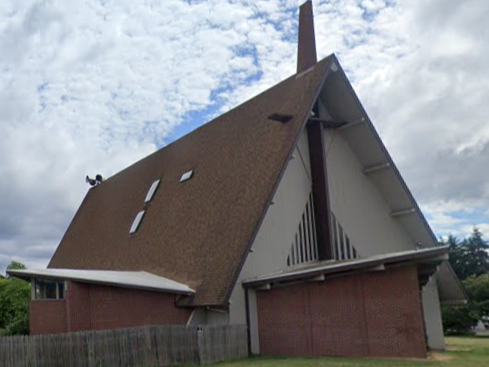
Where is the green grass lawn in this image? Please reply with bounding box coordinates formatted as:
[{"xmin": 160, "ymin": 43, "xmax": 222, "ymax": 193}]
[{"xmin": 214, "ymin": 337, "xmax": 489, "ymax": 367}]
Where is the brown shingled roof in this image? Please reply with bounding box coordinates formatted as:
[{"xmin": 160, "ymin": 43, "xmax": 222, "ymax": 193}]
[{"xmin": 48, "ymin": 56, "xmax": 334, "ymax": 306}]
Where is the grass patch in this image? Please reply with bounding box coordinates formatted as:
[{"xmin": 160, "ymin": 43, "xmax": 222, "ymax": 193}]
[{"xmin": 210, "ymin": 337, "xmax": 489, "ymax": 367}]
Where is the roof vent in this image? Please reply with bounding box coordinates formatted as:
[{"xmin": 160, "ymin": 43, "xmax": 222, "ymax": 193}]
[
  {"xmin": 144, "ymin": 179, "xmax": 161, "ymax": 203},
  {"xmin": 180, "ymin": 170, "xmax": 194, "ymax": 183},
  {"xmin": 268, "ymin": 113, "xmax": 293, "ymax": 123},
  {"xmin": 129, "ymin": 210, "xmax": 145, "ymax": 234}
]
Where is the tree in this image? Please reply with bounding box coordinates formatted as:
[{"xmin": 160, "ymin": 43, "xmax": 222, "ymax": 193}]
[
  {"xmin": 6, "ymin": 261, "xmax": 26, "ymax": 272},
  {"xmin": 441, "ymin": 304, "xmax": 479, "ymax": 335},
  {"xmin": 0, "ymin": 261, "xmax": 30, "ymax": 335},
  {"xmin": 442, "ymin": 228, "xmax": 489, "ymax": 281},
  {"xmin": 464, "ymin": 274, "xmax": 489, "ymax": 303},
  {"xmin": 463, "ymin": 274, "xmax": 489, "ymax": 325},
  {"xmin": 440, "ymin": 229, "xmax": 489, "ymax": 334}
]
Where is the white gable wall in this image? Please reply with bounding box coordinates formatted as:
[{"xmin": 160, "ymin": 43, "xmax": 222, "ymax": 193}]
[
  {"xmin": 229, "ymin": 130, "xmax": 313, "ymax": 353},
  {"xmin": 324, "ymin": 126, "xmax": 444, "ymax": 350},
  {"xmin": 228, "ymin": 116, "xmax": 445, "ymax": 352},
  {"xmin": 325, "ymin": 128, "xmax": 416, "ymax": 255}
]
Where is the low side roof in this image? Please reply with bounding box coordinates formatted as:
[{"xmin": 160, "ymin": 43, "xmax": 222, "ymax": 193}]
[
  {"xmin": 243, "ymin": 247, "xmax": 449, "ymax": 288},
  {"xmin": 7, "ymin": 269, "xmax": 194, "ymax": 295},
  {"xmin": 436, "ymin": 262, "xmax": 468, "ymax": 304},
  {"xmin": 48, "ymin": 56, "xmax": 333, "ymax": 306}
]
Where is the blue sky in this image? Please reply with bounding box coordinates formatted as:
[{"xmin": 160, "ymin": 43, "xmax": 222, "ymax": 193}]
[{"xmin": 0, "ymin": 0, "xmax": 489, "ymax": 271}]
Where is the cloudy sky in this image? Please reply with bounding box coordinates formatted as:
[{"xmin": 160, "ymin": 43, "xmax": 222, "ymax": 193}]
[{"xmin": 0, "ymin": 0, "xmax": 487, "ymax": 271}]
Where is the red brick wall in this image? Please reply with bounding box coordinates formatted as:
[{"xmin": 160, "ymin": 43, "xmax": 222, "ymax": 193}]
[
  {"xmin": 257, "ymin": 266, "xmax": 427, "ymax": 358},
  {"xmin": 67, "ymin": 281, "xmax": 91, "ymax": 332},
  {"xmin": 30, "ymin": 300, "xmax": 67, "ymax": 335},
  {"xmin": 75, "ymin": 283, "xmax": 192, "ymax": 331},
  {"xmin": 30, "ymin": 281, "xmax": 192, "ymax": 335}
]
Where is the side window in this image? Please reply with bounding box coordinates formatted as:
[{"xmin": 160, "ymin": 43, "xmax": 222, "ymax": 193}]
[{"xmin": 34, "ymin": 279, "xmax": 66, "ymax": 300}]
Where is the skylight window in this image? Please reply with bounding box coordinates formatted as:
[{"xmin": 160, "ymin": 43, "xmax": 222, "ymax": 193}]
[
  {"xmin": 180, "ymin": 170, "xmax": 194, "ymax": 183},
  {"xmin": 144, "ymin": 179, "xmax": 161, "ymax": 203},
  {"xmin": 129, "ymin": 210, "xmax": 145, "ymax": 234}
]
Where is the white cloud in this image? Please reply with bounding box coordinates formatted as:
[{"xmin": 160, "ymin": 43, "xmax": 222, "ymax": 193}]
[
  {"xmin": 0, "ymin": 0, "xmax": 297, "ymax": 271},
  {"xmin": 1, "ymin": 0, "xmax": 489, "ymax": 273},
  {"xmin": 352, "ymin": 0, "xmax": 489, "ymax": 239}
]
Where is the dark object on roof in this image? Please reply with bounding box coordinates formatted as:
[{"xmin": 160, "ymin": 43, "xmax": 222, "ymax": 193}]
[
  {"xmin": 86, "ymin": 174, "xmax": 104, "ymax": 187},
  {"xmin": 86, "ymin": 175, "xmax": 97, "ymax": 186},
  {"xmin": 267, "ymin": 113, "xmax": 294, "ymax": 123},
  {"xmin": 49, "ymin": 56, "xmax": 334, "ymax": 306}
]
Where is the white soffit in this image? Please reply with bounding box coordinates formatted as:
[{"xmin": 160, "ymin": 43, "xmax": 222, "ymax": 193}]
[
  {"xmin": 320, "ymin": 60, "xmax": 438, "ymax": 248},
  {"xmin": 436, "ymin": 262, "xmax": 468, "ymax": 303},
  {"xmin": 7, "ymin": 269, "xmax": 195, "ymax": 295},
  {"xmin": 243, "ymin": 246, "xmax": 449, "ymax": 286}
]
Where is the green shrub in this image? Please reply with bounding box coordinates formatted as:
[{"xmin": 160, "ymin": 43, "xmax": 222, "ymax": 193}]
[{"xmin": 442, "ymin": 305, "xmax": 479, "ymax": 335}]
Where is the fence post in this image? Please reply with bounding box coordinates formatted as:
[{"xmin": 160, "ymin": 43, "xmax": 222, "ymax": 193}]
[
  {"xmin": 197, "ymin": 326, "xmax": 205, "ymax": 365},
  {"xmin": 87, "ymin": 332, "xmax": 95, "ymax": 367}
]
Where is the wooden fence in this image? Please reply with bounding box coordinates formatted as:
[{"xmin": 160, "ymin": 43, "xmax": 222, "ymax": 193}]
[{"xmin": 0, "ymin": 324, "xmax": 248, "ymax": 367}]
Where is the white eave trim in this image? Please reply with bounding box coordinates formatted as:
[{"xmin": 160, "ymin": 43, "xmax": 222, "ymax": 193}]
[
  {"xmin": 7, "ymin": 269, "xmax": 195, "ymax": 295},
  {"xmin": 243, "ymin": 247, "xmax": 449, "ymax": 288}
]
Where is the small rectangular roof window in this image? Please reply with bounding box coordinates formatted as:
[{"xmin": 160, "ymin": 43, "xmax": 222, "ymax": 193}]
[
  {"xmin": 144, "ymin": 179, "xmax": 161, "ymax": 203},
  {"xmin": 268, "ymin": 113, "xmax": 293, "ymax": 123},
  {"xmin": 129, "ymin": 210, "xmax": 145, "ymax": 234},
  {"xmin": 180, "ymin": 170, "xmax": 194, "ymax": 183}
]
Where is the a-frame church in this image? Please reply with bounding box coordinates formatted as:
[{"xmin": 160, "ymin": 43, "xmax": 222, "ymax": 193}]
[{"xmin": 9, "ymin": 1, "xmax": 466, "ymax": 359}]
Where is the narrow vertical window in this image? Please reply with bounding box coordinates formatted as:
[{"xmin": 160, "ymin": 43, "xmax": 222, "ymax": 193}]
[{"xmin": 58, "ymin": 281, "xmax": 65, "ymax": 299}]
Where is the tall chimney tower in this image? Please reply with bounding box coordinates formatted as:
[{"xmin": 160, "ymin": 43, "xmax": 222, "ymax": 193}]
[{"xmin": 297, "ymin": 1, "xmax": 317, "ymax": 74}]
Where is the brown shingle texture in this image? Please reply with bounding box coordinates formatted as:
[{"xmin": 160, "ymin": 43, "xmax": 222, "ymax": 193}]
[{"xmin": 48, "ymin": 56, "xmax": 333, "ymax": 306}]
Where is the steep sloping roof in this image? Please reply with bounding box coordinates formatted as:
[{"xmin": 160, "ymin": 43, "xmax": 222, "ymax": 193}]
[{"xmin": 48, "ymin": 56, "xmax": 333, "ymax": 306}]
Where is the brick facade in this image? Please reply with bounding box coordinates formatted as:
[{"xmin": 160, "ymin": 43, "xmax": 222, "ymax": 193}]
[
  {"xmin": 30, "ymin": 281, "xmax": 192, "ymax": 335},
  {"xmin": 30, "ymin": 300, "xmax": 68, "ymax": 335},
  {"xmin": 256, "ymin": 266, "xmax": 427, "ymax": 358}
]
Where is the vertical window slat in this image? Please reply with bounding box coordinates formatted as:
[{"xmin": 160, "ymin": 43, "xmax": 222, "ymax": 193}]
[
  {"xmin": 331, "ymin": 214, "xmax": 338, "ymax": 260},
  {"xmin": 310, "ymin": 193, "xmax": 319, "ymax": 260},
  {"xmin": 294, "ymin": 234, "xmax": 299, "ymax": 265},
  {"xmin": 339, "ymin": 225, "xmax": 345, "ymax": 260},
  {"xmin": 286, "ymin": 192, "xmax": 328, "ymax": 267},
  {"xmin": 334, "ymin": 216, "xmax": 341, "ymax": 260},
  {"xmin": 302, "ymin": 213, "xmax": 310, "ymax": 262},
  {"xmin": 299, "ymin": 221, "xmax": 305, "ymax": 263},
  {"xmin": 305, "ymin": 201, "xmax": 314, "ymax": 261}
]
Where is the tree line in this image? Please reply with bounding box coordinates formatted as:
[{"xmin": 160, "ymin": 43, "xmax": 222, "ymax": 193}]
[
  {"xmin": 440, "ymin": 227, "xmax": 489, "ymax": 334},
  {"xmin": 0, "ymin": 261, "xmax": 30, "ymax": 335}
]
